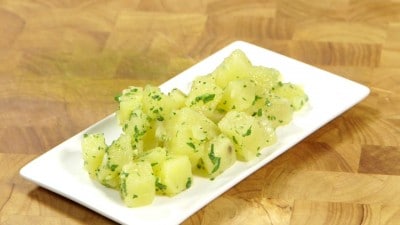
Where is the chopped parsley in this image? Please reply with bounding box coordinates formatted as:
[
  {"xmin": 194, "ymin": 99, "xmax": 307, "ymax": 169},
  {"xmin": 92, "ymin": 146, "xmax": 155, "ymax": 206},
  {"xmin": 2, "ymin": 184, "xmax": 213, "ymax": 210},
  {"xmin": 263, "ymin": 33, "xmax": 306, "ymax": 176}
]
[
  {"xmin": 252, "ymin": 95, "xmax": 262, "ymax": 105},
  {"xmin": 232, "ymin": 135, "xmax": 238, "ymax": 144},
  {"xmin": 208, "ymin": 144, "xmax": 221, "ymax": 173},
  {"xmin": 155, "ymin": 178, "xmax": 167, "ymax": 192},
  {"xmin": 243, "ymin": 126, "xmax": 252, "ymax": 137},
  {"xmin": 186, "ymin": 177, "xmax": 192, "ymax": 189},
  {"xmin": 186, "ymin": 142, "xmax": 196, "ymax": 150},
  {"xmin": 109, "ymin": 164, "xmax": 118, "ymax": 172},
  {"xmin": 114, "ymin": 93, "xmax": 122, "ymax": 102},
  {"xmin": 194, "ymin": 93, "xmax": 215, "ymax": 104}
]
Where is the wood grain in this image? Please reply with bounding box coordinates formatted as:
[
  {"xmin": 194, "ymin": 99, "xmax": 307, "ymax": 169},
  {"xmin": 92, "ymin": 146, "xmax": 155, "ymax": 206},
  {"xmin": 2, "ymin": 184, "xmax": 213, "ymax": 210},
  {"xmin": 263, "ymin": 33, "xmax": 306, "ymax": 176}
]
[{"xmin": 1, "ymin": 0, "xmax": 399, "ymax": 224}]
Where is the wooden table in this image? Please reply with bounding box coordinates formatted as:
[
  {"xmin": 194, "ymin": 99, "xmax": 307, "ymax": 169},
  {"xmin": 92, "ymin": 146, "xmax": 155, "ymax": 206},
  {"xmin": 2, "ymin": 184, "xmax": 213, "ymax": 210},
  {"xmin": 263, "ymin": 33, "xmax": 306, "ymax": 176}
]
[{"xmin": 1, "ymin": 1, "xmax": 399, "ymax": 224}]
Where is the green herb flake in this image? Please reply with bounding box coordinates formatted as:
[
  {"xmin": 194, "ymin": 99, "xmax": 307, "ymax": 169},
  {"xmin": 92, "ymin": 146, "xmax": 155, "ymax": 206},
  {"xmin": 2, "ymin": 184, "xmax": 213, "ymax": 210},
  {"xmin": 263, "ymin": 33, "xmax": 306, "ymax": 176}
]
[
  {"xmin": 232, "ymin": 135, "xmax": 238, "ymax": 144},
  {"xmin": 257, "ymin": 108, "xmax": 262, "ymax": 117},
  {"xmin": 243, "ymin": 126, "xmax": 252, "ymax": 137},
  {"xmin": 208, "ymin": 144, "xmax": 221, "ymax": 173},
  {"xmin": 252, "ymin": 95, "xmax": 262, "ymax": 105},
  {"xmin": 155, "ymin": 178, "xmax": 167, "ymax": 191},
  {"xmin": 109, "ymin": 164, "xmax": 118, "ymax": 171},
  {"xmin": 195, "ymin": 94, "xmax": 215, "ymax": 104},
  {"xmin": 186, "ymin": 177, "xmax": 192, "ymax": 189},
  {"xmin": 152, "ymin": 94, "xmax": 162, "ymax": 101},
  {"xmin": 186, "ymin": 142, "xmax": 196, "ymax": 150},
  {"xmin": 114, "ymin": 93, "xmax": 122, "ymax": 102},
  {"xmin": 265, "ymin": 99, "xmax": 272, "ymax": 107},
  {"xmin": 120, "ymin": 179, "xmax": 127, "ymax": 196}
]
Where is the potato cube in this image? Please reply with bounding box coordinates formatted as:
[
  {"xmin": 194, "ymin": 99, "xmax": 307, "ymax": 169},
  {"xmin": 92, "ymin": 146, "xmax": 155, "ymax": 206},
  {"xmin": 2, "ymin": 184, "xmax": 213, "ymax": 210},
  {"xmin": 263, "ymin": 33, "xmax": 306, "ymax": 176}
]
[
  {"xmin": 165, "ymin": 107, "xmax": 219, "ymax": 168},
  {"xmin": 212, "ymin": 49, "xmax": 253, "ymax": 88},
  {"xmin": 119, "ymin": 161, "xmax": 155, "ymax": 207},
  {"xmin": 96, "ymin": 134, "xmax": 136, "ymax": 188},
  {"xmin": 218, "ymin": 79, "xmax": 256, "ymax": 112},
  {"xmin": 139, "ymin": 147, "xmax": 167, "ymax": 173},
  {"xmin": 218, "ymin": 111, "xmax": 276, "ymax": 161},
  {"xmin": 248, "ymin": 66, "xmax": 282, "ymax": 95},
  {"xmin": 168, "ymin": 88, "xmax": 187, "ymax": 109},
  {"xmin": 155, "ymin": 155, "xmax": 193, "ymax": 196},
  {"xmin": 140, "ymin": 120, "xmax": 167, "ymax": 151},
  {"xmin": 186, "ymin": 74, "xmax": 224, "ymax": 123},
  {"xmin": 115, "ymin": 86, "xmax": 143, "ymax": 126},
  {"xmin": 122, "ymin": 109, "xmax": 151, "ymax": 150},
  {"xmin": 197, "ymin": 134, "xmax": 236, "ymax": 178},
  {"xmin": 81, "ymin": 133, "xmax": 107, "ymax": 179},
  {"xmin": 142, "ymin": 85, "xmax": 175, "ymax": 122},
  {"xmin": 273, "ymin": 82, "xmax": 308, "ymax": 111},
  {"xmin": 246, "ymin": 94, "xmax": 294, "ymax": 128}
]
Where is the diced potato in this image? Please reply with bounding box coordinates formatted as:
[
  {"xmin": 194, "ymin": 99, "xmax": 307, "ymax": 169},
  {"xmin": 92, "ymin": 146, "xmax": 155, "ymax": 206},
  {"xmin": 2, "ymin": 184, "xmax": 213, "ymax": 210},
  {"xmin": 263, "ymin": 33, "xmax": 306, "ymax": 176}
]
[
  {"xmin": 263, "ymin": 95, "xmax": 294, "ymax": 128},
  {"xmin": 96, "ymin": 134, "xmax": 136, "ymax": 188},
  {"xmin": 273, "ymin": 82, "xmax": 308, "ymax": 111},
  {"xmin": 142, "ymin": 85, "xmax": 175, "ymax": 122},
  {"xmin": 140, "ymin": 120, "xmax": 167, "ymax": 151},
  {"xmin": 155, "ymin": 155, "xmax": 192, "ymax": 196},
  {"xmin": 212, "ymin": 49, "xmax": 253, "ymax": 88},
  {"xmin": 217, "ymin": 79, "xmax": 256, "ymax": 112},
  {"xmin": 218, "ymin": 111, "xmax": 276, "ymax": 161},
  {"xmin": 168, "ymin": 88, "xmax": 187, "ymax": 109},
  {"xmin": 120, "ymin": 161, "xmax": 155, "ymax": 207},
  {"xmin": 249, "ymin": 66, "xmax": 282, "ymax": 95},
  {"xmin": 115, "ymin": 86, "xmax": 143, "ymax": 126},
  {"xmin": 165, "ymin": 107, "xmax": 219, "ymax": 168},
  {"xmin": 196, "ymin": 134, "xmax": 236, "ymax": 178},
  {"xmin": 122, "ymin": 109, "xmax": 151, "ymax": 150},
  {"xmin": 186, "ymin": 74, "xmax": 224, "ymax": 123},
  {"xmin": 81, "ymin": 133, "xmax": 107, "ymax": 179},
  {"xmin": 246, "ymin": 94, "xmax": 294, "ymax": 128},
  {"xmin": 139, "ymin": 147, "xmax": 168, "ymax": 172}
]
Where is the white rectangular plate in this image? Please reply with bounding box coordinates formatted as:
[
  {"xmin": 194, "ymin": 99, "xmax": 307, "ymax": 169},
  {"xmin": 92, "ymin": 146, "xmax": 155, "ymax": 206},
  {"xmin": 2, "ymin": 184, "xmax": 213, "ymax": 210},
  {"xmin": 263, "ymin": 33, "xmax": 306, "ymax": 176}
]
[{"xmin": 20, "ymin": 41, "xmax": 370, "ymax": 225}]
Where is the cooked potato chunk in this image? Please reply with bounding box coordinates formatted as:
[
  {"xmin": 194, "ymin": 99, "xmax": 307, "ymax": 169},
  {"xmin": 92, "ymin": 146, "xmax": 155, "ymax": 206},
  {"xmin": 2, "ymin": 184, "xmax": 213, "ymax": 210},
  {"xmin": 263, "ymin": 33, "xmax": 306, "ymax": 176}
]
[
  {"xmin": 212, "ymin": 49, "xmax": 253, "ymax": 88},
  {"xmin": 168, "ymin": 88, "xmax": 187, "ymax": 109},
  {"xmin": 142, "ymin": 85, "xmax": 175, "ymax": 122},
  {"xmin": 218, "ymin": 79, "xmax": 256, "ymax": 112},
  {"xmin": 246, "ymin": 94, "xmax": 294, "ymax": 128},
  {"xmin": 186, "ymin": 74, "xmax": 224, "ymax": 122},
  {"xmin": 115, "ymin": 86, "xmax": 143, "ymax": 126},
  {"xmin": 155, "ymin": 155, "xmax": 192, "ymax": 196},
  {"xmin": 218, "ymin": 111, "xmax": 276, "ymax": 161},
  {"xmin": 196, "ymin": 134, "xmax": 236, "ymax": 178},
  {"xmin": 81, "ymin": 133, "xmax": 107, "ymax": 178},
  {"xmin": 122, "ymin": 109, "xmax": 151, "ymax": 150},
  {"xmin": 165, "ymin": 107, "xmax": 219, "ymax": 168},
  {"xmin": 96, "ymin": 134, "xmax": 136, "ymax": 188},
  {"xmin": 120, "ymin": 161, "xmax": 155, "ymax": 207},
  {"xmin": 249, "ymin": 66, "xmax": 282, "ymax": 95},
  {"xmin": 138, "ymin": 147, "xmax": 167, "ymax": 173},
  {"xmin": 273, "ymin": 82, "xmax": 308, "ymax": 111}
]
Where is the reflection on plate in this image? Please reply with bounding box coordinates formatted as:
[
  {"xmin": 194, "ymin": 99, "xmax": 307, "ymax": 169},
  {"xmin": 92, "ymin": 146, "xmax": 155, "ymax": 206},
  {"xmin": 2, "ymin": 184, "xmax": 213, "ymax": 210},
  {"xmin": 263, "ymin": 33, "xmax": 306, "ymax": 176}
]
[{"xmin": 20, "ymin": 41, "xmax": 369, "ymax": 225}]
